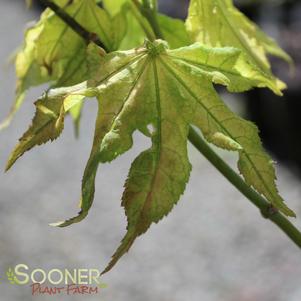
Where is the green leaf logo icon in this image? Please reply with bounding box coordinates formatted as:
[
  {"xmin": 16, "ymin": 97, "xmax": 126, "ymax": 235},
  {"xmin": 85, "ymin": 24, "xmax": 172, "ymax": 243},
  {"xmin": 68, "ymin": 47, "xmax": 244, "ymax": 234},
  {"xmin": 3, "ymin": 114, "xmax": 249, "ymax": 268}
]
[{"xmin": 6, "ymin": 268, "xmax": 20, "ymax": 285}]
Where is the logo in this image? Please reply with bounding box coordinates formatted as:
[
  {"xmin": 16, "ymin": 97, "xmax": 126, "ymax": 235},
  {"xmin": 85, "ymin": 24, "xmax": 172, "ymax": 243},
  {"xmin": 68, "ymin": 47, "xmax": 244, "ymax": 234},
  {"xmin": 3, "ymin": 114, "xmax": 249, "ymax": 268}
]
[
  {"xmin": 6, "ymin": 267, "xmax": 21, "ymax": 285},
  {"xmin": 5, "ymin": 264, "xmax": 107, "ymax": 296}
]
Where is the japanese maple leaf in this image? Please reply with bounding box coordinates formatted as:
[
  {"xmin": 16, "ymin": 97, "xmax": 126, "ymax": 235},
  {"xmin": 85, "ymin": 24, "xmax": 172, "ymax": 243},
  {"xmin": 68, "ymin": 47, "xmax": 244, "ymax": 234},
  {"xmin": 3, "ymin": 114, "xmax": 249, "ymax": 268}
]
[{"xmin": 6, "ymin": 40, "xmax": 295, "ymax": 274}]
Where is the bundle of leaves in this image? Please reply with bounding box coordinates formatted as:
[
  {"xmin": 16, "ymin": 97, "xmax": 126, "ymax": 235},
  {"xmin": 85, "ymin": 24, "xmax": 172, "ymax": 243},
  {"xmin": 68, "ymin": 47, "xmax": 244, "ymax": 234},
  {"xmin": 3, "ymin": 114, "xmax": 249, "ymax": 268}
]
[{"xmin": 3, "ymin": 0, "xmax": 295, "ymax": 274}]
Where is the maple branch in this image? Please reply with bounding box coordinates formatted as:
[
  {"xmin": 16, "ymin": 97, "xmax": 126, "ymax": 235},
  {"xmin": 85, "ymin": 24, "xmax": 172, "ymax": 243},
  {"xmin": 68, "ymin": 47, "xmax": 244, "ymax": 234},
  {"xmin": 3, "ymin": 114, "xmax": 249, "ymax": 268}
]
[
  {"xmin": 38, "ymin": 0, "xmax": 301, "ymax": 248},
  {"xmin": 138, "ymin": 1, "xmax": 301, "ymax": 249},
  {"xmin": 130, "ymin": 0, "xmax": 156, "ymax": 41},
  {"xmin": 38, "ymin": 0, "xmax": 107, "ymax": 51},
  {"xmin": 131, "ymin": 0, "xmax": 163, "ymax": 39},
  {"xmin": 189, "ymin": 128, "xmax": 301, "ymax": 248}
]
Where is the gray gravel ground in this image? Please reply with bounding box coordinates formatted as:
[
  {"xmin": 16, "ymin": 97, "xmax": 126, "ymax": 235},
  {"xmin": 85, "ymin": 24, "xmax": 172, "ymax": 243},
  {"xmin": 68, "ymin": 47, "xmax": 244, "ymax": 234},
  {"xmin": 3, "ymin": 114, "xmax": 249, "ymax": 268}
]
[{"xmin": 0, "ymin": 1, "xmax": 301, "ymax": 300}]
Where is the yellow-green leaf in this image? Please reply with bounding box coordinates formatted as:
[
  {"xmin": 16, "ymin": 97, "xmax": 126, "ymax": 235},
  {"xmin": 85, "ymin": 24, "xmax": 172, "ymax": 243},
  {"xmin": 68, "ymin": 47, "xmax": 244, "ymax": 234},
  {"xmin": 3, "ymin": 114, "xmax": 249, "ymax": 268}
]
[
  {"xmin": 6, "ymin": 82, "xmax": 96, "ymax": 171},
  {"xmin": 2, "ymin": 0, "xmax": 123, "ymax": 130},
  {"xmin": 9, "ymin": 40, "xmax": 295, "ymax": 274},
  {"xmin": 186, "ymin": 0, "xmax": 292, "ymax": 90}
]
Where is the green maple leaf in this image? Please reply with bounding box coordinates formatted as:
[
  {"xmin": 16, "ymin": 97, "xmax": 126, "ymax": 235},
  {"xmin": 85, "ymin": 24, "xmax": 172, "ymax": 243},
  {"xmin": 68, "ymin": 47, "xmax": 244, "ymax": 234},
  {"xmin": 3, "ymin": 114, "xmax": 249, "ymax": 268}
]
[
  {"xmin": 186, "ymin": 0, "xmax": 292, "ymax": 90},
  {"xmin": 104, "ymin": 0, "xmax": 189, "ymax": 50},
  {"xmin": 158, "ymin": 14, "xmax": 190, "ymax": 49},
  {"xmin": 102, "ymin": 0, "xmax": 128, "ymax": 16},
  {"xmin": 5, "ymin": 83, "xmax": 98, "ymax": 172},
  {"xmin": 4, "ymin": 0, "xmax": 188, "ymax": 134},
  {"xmin": 1, "ymin": 0, "xmax": 122, "ymax": 131},
  {"xmin": 6, "ymin": 40, "xmax": 295, "ymax": 273}
]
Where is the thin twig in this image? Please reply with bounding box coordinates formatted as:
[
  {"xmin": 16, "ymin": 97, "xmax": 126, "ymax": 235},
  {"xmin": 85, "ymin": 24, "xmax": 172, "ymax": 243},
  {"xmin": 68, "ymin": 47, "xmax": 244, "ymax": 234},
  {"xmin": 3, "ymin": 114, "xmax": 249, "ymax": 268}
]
[
  {"xmin": 129, "ymin": 1, "xmax": 156, "ymax": 41},
  {"xmin": 38, "ymin": 0, "xmax": 107, "ymax": 51},
  {"xmin": 136, "ymin": 0, "xmax": 164, "ymax": 40}
]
